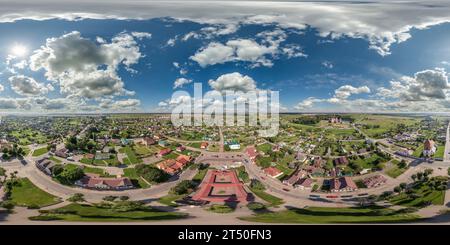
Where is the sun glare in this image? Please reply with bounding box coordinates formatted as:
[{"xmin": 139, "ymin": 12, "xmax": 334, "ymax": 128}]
[{"xmin": 11, "ymin": 44, "xmax": 28, "ymax": 57}]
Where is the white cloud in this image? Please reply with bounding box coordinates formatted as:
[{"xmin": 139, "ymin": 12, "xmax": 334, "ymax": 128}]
[
  {"xmin": 29, "ymin": 31, "xmax": 141, "ymax": 99},
  {"xmin": 190, "ymin": 42, "xmax": 234, "ymax": 67},
  {"xmin": 131, "ymin": 31, "xmax": 152, "ymax": 39},
  {"xmin": 1, "ymin": 1, "xmax": 449, "ymax": 56},
  {"xmin": 190, "ymin": 29, "xmax": 304, "ymax": 67},
  {"xmin": 8, "ymin": 75, "xmax": 51, "ymax": 96},
  {"xmin": 334, "ymin": 85, "xmax": 371, "ymax": 99},
  {"xmin": 208, "ymin": 72, "xmax": 257, "ymax": 93},
  {"xmin": 377, "ymin": 68, "xmax": 449, "ymax": 101},
  {"xmin": 322, "ymin": 61, "xmax": 333, "ymax": 69},
  {"xmin": 0, "ymin": 83, "xmax": 3, "ymax": 92},
  {"xmin": 173, "ymin": 78, "xmax": 193, "ymax": 89}
]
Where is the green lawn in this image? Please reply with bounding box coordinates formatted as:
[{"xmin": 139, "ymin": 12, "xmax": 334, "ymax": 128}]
[
  {"xmin": 32, "ymin": 147, "xmax": 49, "ymax": 157},
  {"xmin": 158, "ymin": 194, "xmax": 186, "ymax": 207},
  {"xmin": 119, "ymin": 146, "xmax": 142, "ymax": 164},
  {"xmin": 49, "ymin": 156, "xmax": 62, "ymax": 163},
  {"xmin": 249, "ymin": 188, "xmax": 284, "ymax": 207},
  {"xmin": 240, "ymin": 206, "xmax": 421, "ymax": 223},
  {"xmin": 29, "ymin": 203, "xmax": 188, "ymax": 222},
  {"xmin": 207, "ymin": 204, "xmax": 235, "ymax": 213},
  {"xmin": 123, "ymin": 168, "xmax": 151, "ymax": 188},
  {"xmin": 10, "ymin": 178, "xmax": 61, "ymax": 208},
  {"xmin": 256, "ymin": 143, "xmax": 272, "ymax": 154},
  {"xmin": 435, "ymin": 145, "xmax": 445, "ymax": 159},
  {"xmin": 385, "ymin": 160, "xmax": 408, "ymax": 178},
  {"xmin": 192, "ymin": 167, "xmax": 209, "ymax": 182},
  {"xmin": 390, "ymin": 179, "xmax": 446, "ymax": 207}
]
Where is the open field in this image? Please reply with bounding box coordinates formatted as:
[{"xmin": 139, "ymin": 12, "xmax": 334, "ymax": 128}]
[
  {"xmin": 240, "ymin": 206, "xmax": 422, "ymax": 223},
  {"xmin": 10, "ymin": 178, "xmax": 61, "ymax": 208}
]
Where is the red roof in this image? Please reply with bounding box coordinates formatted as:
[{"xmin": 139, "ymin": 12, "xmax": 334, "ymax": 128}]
[
  {"xmin": 246, "ymin": 146, "xmax": 258, "ymax": 158},
  {"xmin": 80, "ymin": 176, "xmax": 133, "ymax": 189},
  {"xmin": 330, "ymin": 177, "xmax": 357, "ymax": 191},
  {"xmin": 200, "ymin": 142, "xmax": 209, "ymax": 148},
  {"xmin": 263, "ymin": 167, "xmax": 282, "ymax": 177},
  {"xmin": 158, "ymin": 148, "xmax": 172, "ymax": 156}
]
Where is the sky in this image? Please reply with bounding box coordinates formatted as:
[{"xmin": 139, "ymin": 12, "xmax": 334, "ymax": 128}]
[{"xmin": 0, "ymin": 0, "xmax": 450, "ymax": 114}]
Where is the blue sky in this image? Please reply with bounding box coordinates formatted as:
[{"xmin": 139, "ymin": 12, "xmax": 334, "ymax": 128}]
[{"xmin": 0, "ymin": 0, "xmax": 450, "ymax": 113}]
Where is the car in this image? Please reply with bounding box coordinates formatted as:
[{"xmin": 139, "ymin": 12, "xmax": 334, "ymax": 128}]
[
  {"xmin": 357, "ymin": 193, "xmax": 368, "ymax": 196},
  {"xmin": 341, "ymin": 195, "xmax": 353, "ymax": 198},
  {"xmin": 326, "ymin": 195, "xmax": 338, "ymax": 198},
  {"xmin": 260, "ymin": 176, "xmax": 266, "ymax": 180},
  {"xmin": 309, "ymin": 194, "xmax": 320, "ymax": 198},
  {"xmin": 282, "ymin": 188, "xmax": 290, "ymax": 192}
]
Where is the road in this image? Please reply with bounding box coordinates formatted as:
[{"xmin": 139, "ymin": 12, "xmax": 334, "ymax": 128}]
[{"xmin": 444, "ymin": 122, "xmax": 450, "ymax": 162}]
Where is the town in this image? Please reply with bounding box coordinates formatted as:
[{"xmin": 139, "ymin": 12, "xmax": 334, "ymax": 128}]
[{"xmin": 0, "ymin": 113, "xmax": 449, "ymax": 224}]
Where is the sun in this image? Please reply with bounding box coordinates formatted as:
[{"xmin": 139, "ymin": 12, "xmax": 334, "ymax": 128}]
[{"xmin": 11, "ymin": 44, "xmax": 28, "ymax": 57}]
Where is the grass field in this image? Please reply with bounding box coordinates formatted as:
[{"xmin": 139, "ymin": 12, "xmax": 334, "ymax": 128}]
[
  {"xmin": 32, "ymin": 147, "xmax": 49, "ymax": 157},
  {"xmin": 249, "ymin": 188, "xmax": 284, "ymax": 207},
  {"xmin": 29, "ymin": 203, "xmax": 188, "ymax": 222},
  {"xmin": 123, "ymin": 168, "xmax": 151, "ymax": 188},
  {"xmin": 119, "ymin": 146, "xmax": 142, "ymax": 164},
  {"xmin": 389, "ymin": 178, "xmax": 446, "ymax": 207},
  {"xmin": 10, "ymin": 178, "xmax": 61, "ymax": 208},
  {"xmin": 385, "ymin": 160, "xmax": 408, "ymax": 178},
  {"xmin": 158, "ymin": 194, "xmax": 185, "ymax": 207},
  {"xmin": 240, "ymin": 206, "xmax": 421, "ymax": 223}
]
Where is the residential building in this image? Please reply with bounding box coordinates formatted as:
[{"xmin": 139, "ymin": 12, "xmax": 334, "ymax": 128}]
[
  {"xmin": 363, "ymin": 175, "xmax": 387, "ymax": 188},
  {"xmin": 263, "ymin": 167, "xmax": 283, "ymax": 178},
  {"xmin": 423, "ymin": 139, "xmax": 436, "ymax": 157},
  {"xmin": 75, "ymin": 173, "xmax": 133, "ymax": 190},
  {"xmin": 157, "ymin": 148, "xmax": 172, "ymax": 157},
  {"xmin": 330, "ymin": 177, "xmax": 358, "ymax": 192}
]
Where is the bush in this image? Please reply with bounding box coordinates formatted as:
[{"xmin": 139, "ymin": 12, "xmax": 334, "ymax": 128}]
[
  {"xmin": 207, "ymin": 204, "xmax": 235, "ymax": 213},
  {"xmin": 170, "ymin": 180, "xmax": 197, "ymax": 195},
  {"xmin": 56, "ymin": 167, "xmax": 84, "ymax": 185},
  {"xmin": 135, "ymin": 164, "xmax": 169, "ymax": 183},
  {"xmin": 250, "ymin": 179, "xmax": 266, "ymax": 191},
  {"xmin": 0, "ymin": 200, "xmax": 15, "ymax": 210},
  {"xmin": 103, "ymin": 196, "xmax": 118, "ymax": 202},
  {"xmin": 27, "ymin": 204, "xmax": 40, "ymax": 209},
  {"xmin": 247, "ymin": 202, "xmax": 266, "ymax": 211},
  {"xmin": 119, "ymin": 196, "xmax": 129, "ymax": 201},
  {"xmin": 67, "ymin": 193, "xmax": 85, "ymax": 203}
]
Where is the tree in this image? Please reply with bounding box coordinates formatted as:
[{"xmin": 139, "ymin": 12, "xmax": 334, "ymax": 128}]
[
  {"xmin": 399, "ymin": 182, "xmax": 407, "ymax": 190},
  {"xmin": 411, "ymin": 174, "xmax": 417, "ymax": 182},
  {"xmin": 170, "ymin": 180, "xmax": 197, "ymax": 195},
  {"xmin": 393, "ymin": 186, "xmax": 402, "ymax": 193},
  {"xmin": 398, "ymin": 160, "xmax": 407, "ymax": 169},
  {"xmin": 68, "ymin": 193, "xmax": 85, "ymax": 203},
  {"xmin": 424, "ymin": 169, "xmax": 433, "ymax": 176},
  {"xmin": 250, "ymin": 179, "xmax": 266, "ymax": 191},
  {"xmin": 56, "ymin": 167, "xmax": 84, "ymax": 185},
  {"xmin": 135, "ymin": 164, "xmax": 169, "ymax": 183}
]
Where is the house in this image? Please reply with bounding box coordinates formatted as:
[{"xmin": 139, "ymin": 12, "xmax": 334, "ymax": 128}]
[
  {"xmin": 141, "ymin": 137, "xmax": 156, "ymax": 146},
  {"xmin": 121, "ymin": 138, "xmax": 131, "ymax": 146},
  {"xmin": 158, "ymin": 140, "xmax": 169, "ymax": 147},
  {"xmin": 263, "ymin": 167, "xmax": 283, "ymax": 178},
  {"xmin": 176, "ymin": 145, "xmax": 186, "ymax": 152},
  {"xmin": 95, "ymin": 151, "xmax": 110, "ymax": 160},
  {"xmin": 200, "ymin": 142, "xmax": 209, "ymax": 149},
  {"xmin": 158, "ymin": 148, "xmax": 172, "ymax": 157},
  {"xmin": 75, "ymin": 173, "xmax": 133, "ymax": 190},
  {"xmin": 334, "ymin": 156, "xmax": 349, "ymax": 166},
  {"xmin": 313, "ymin": 157, "xmax": 323, "ymax": 167},
  {"xmin": 297, "ymin": 178, "xmax": 314, "ymax": 190},
  {"xmin": 363, "ymin": 175, "xmax": 387, "ymax": 188},
  {"xmin": 423, "ymin": 139, "xmax": 436, "ymax": 157},
  {"xmin": 329, "ymin": 117, "xmax": 342, "ymax": 123},
  {"xmin": 246, "ymin": 146, "xmax": 258, "ymax": 162},
  {"xmin": 176, "ymin": 154, "xmax": 191, "ymax": 166},
  {"xmin": 283, "ymin": 170, "xmax": 307, "ymax": 186},
  {"xmin": 156, "ymin": 156, "xmax": 190, "ymax": 175},
  {"xmin": 229, "ymin": 143, "xmax": 241, "ymax": 150},
  {"xmin": 55, "ymin": 148, "xmax": 68, "ymax": 158},
  {"xmin": 35, "ymin": 158, "xmax": 56, "ymax": 176},
  {"xmin": 84, "ymin": 153, "xmax": 95, "ymax": 160},
  {"xmin": 330, "ymin": 177, "xmax": 358, "ymax": 192},
  {"xmin": 296, "ymin": 152, "xmax": 308, "ymax": 163}
]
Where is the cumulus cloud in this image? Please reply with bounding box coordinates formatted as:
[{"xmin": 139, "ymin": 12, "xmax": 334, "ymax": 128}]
[
  {"xmin": 0, "ymin": 98, "xmax": 31, "ymax": 110},
  {"xmin": 0, "ymin": 83, "xmax": 4, "ymax": 92},
  {"xmin": 190, "ymin": 29, "xmax": 305, "ymax": 67},
  {"xmin": 322, "ymin": 61, "xmax": 333, "ymax": 69},
  {"xmin": 99, "ymin": 98, "xmax": 141, "ymax": 110},
  {"xmin": 377, "ymin": 68, "xmax": 449, "ymax": 101},
  {"xmin": 334, "ymin": 85, "xmax": 371, "ymax": 99},
  {"xmin": 208, "ymin": 72, "xmax": 257, "ymax": 93},
  {"xmin": 29, "ymin": 31, "xmax": 141, "ymax": 99},
  {"xmin": 190, "ymin": 42, "xmax": 234, "ymax": 67},
  {"xmin": 8, "ymin": 75, "xmax": 51, "ymax": 96},
  {"xmin": 173, "ymin": 78, "xmax": 193, "ymax": 89}
]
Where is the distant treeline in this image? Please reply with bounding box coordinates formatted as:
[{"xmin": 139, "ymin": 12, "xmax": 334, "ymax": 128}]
[{"xmin": 292, "ymin": 115, "xmax": 354, "ymax": 125}]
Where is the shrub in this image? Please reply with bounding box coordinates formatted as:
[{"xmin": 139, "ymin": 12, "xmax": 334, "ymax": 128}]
[
  {"xmin": 247, "ymin": 202, "xmax": 266, "ymax": 211},
  {"xmin": 170, "ymin": 180, "xmax": 197, "ymax": 195},
  {"xmin": 250, "ymin": 179, "xmax": 266, "ymax": 191}
]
